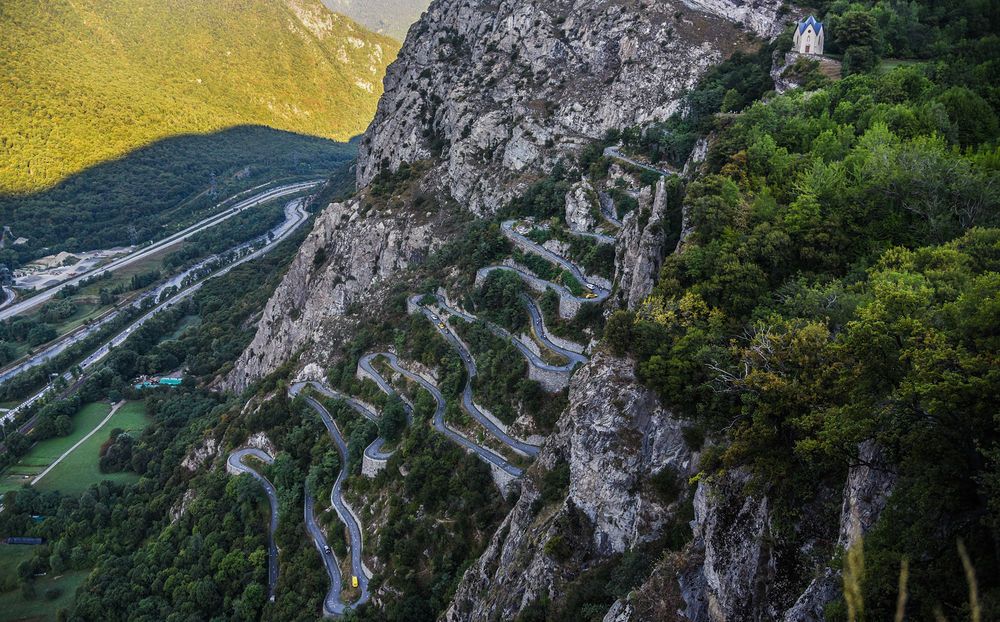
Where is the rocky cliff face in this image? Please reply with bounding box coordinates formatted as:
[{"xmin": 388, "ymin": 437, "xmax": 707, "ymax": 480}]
[
  {"xmin": 671, "ymin": 441, "xmax": 896, "ymax": 622},
  {"xmin": 357, "ymin": 0, "xmax": 776, "ymax": 215},
  {"xmin": 444, "ymin": 352, "xmax": 693, "ymax": 620},
  {"xmin": 615, "ymin": 177, "xmax": 670, "ymax": 309},
  {"xmin": 230, "ymin": 0, "xmax": 791, "ymax": 389},
  {"xmin": 225, "ymin": 193, "xmax": 444, "ymax": 391},
  {"xmin": 225, "ymin": 0, "xmax": 821, "ymax": 616},
  {"xmin": 564, "ymin": 178, "xmax": 601, "ymax": 232},
  {"xmin": 680, "ymin": 0, "xmax": 787, "ymax": 39}
]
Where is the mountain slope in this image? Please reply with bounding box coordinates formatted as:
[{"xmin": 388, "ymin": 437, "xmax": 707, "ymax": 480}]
[
  {"xmin": 322, "ymin": 0, "xmax": 431, "ymax": 40},
  {"xmin": 0, "ymin": 0, "xmax": 398, "ymax": 194}
]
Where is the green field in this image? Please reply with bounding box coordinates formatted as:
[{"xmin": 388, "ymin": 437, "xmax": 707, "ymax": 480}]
[
  {"xmin": 35, "ymin": 402, "xmax": 150, "ymax": 495},
  {"xmin": 0, "ymin": 403, "xmax": 112, "ymax": 493},
  {"xmin": 0, "ymin": 401, "xmax": 150, "ymax": 495},
  {"xmin": 0, "ymin": 544, "xmax": 88, "ymax": 622},
  {"xmin": 0, "ymin": 572, "xmax": 89, "ymax": 622}
]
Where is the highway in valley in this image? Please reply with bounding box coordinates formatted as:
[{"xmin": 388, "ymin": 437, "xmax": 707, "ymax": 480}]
[
  {"xmin": 0, "ymin": 180, "xmax": 321, "ymax": 322},
  {"xmin": 1, "ymin": 196, "xmax": 312, "ymax": 425}
]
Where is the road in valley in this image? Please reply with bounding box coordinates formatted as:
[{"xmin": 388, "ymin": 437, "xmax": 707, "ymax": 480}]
[
  {"xmin": 0, "ymin": 180, "xmax": 321, "ymax": 322},
  {"xmin": 0, "ymin": 287, "xmax": 15, "ymax": 310},
  {"xmin": 1, "ymin": 197, "xmax": 311, "ymax": 424}
]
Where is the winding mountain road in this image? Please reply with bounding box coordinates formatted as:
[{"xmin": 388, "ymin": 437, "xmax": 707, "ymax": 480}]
[
  {"xmin": 422, "ymin": 293, "xmax": 587, "ymax": 374},
  {"xmin": 289, "ymin": 384, "xmax": 371, "ymax": 615},
  {"xmin": 603, "ymin": 146, "xmax": 674, "ymax": 178},
  {"xmin": 414, "ymin": 303, "xmax": 539, "ymax": 457},
  {"xmin": 293, "ymin": 381, "xmax": 394, "ymax": 462},
  {"xmin": 304, "ymin": 488, "xmax": 344, "ymax": 615},
  {"xmin": 567, "ymin": 228, "xmax": 616, "ymax": 245},
  {"xmin": 501, "ymin": 220, "xmax": 610, "ymax": 295},
  {"xmin": 474, "ymin": 221, "xmax": 611, "ymax": 315},
  {"xmin": 228, "ymin": 448, "xmax": 280, "ymax": 600},
  {"xmin": 0, "ymin": 287, "xmax": 16, "ymax": 310},
  {"xmin": 359, "ymin": 352, "xmax": 523, "ymax": 478}
]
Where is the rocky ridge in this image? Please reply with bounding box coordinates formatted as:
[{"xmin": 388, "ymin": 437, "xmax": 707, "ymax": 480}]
[
  {"xmin": 357, "ymin": 0, "xmax": 769, "ymax": 215},
  {"xmin": 614, "ymin": 176, "xmax": 671, "ymax": 309},
  {"xmin": 225, "ymin": 193, "xmax": 445, "ymax": 392}
]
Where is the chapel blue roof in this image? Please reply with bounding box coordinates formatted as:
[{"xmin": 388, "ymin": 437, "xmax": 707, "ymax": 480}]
[{"xmin": 798, "ymin": 15, "xmax": 823, "ymax": 34}]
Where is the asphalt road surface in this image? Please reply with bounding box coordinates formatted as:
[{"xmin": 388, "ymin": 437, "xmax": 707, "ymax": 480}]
[
  {"xmin": 0, "ymin": 287, "xmax": 15, "ymax": 310},
  {"xmin": 424, "ymin": 293, "xmax": 587, "ymax": 373},
  {"xmin": 292, "ymin": 381, "xmax": 394, "ymax": 462},
  {"xmin": 568, "ymin": 228, "xmax": 616, "ymax": 245},
  {"xmin": 304, "ymin": 488, "xmax": 345, "ymax": 616},
  {"xmin": 410, "ymin": 300, "xmax": 540, "ymax": 458},
  {"xmin": 228, "ymin": 448, "xmax": 279, "ymax": 600},
  {"xmin": 602, "ymin": 146, "xmax": 674, "ymax": 178},
  {"xmin": 501, "ymin": 220, "xmax": 611, "ymax": 298},
  {"xmin": 476, "ymin": 264, "xmax": 610, "ymax": 308},
  {"xmin": 0, "ymin": 180, "xmax": 321, "ymax": 322}
]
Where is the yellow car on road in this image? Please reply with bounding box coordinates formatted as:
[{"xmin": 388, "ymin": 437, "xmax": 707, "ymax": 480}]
[{"xmin": 351, "ymin": 576, "xmax": 359, "ymax": 589}]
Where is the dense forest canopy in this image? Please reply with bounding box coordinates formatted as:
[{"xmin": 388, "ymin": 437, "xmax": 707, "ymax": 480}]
[{"xmin": 604, "ymin": 0, "xmax": 1000, "ymax": 617}]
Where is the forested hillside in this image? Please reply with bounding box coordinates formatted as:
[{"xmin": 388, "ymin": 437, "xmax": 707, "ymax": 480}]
[
  {"xmin": 603, "ymin": 0, "xmax": 1000, "ymax": 617},
  {"xmin": 0, "ymin": 126, "xmax": 355, "ymax": 261},
  {"xmin": 0, "ymin": 0, "xmax": 397, "ymax": 194}
]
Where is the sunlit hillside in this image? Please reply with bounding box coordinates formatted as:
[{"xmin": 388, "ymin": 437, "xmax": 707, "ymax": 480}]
[{"xmin": 0, "ymin": 0, "xmax": 398, "ymax": 194}]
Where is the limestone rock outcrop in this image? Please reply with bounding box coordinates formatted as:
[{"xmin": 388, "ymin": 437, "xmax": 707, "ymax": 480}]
[
  {"xmin": 614, "ymin": 177, "xmax": 670, "ymax": 309},
  {"xmin": 357, "ymin": 0, "xmax": 784, "ymax": 215},
  {"xmin": 674, "ymin": 441, "xmax": 896, "ymax": 622},
  {"xmin": 680, "ymin": 0, "xmax": 787, "ymax": 39},
  {"xmin": 564, "ymin": 178, "xmax": 600, "ymax": 232},
  {"xmin": 225, "ymin": 195, "xmax": 443, "ymax": 391}
]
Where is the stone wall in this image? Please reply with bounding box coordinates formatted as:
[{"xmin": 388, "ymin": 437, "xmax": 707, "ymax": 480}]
[{"xmin": 362, "ymin": 454, "xmax": 388, "ymax": 477}]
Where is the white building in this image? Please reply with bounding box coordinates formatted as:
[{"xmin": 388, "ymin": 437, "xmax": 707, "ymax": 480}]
[{"xmin": 793, "ymin": 16, "xmax": 824, "ymax": 56}]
